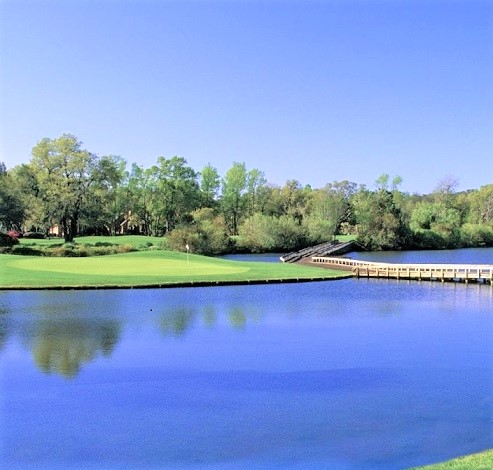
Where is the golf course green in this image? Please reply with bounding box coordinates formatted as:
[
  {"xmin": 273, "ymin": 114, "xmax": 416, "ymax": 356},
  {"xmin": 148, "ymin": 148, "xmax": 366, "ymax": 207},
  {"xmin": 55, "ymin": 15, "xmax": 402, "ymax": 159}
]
[
  {"xmin": 0, "ymin": 249, "xmax": 349, "ymax": 289},
  {"xmin": 413, "ymin": 449, "xmax": 493, "ymax": 469}
]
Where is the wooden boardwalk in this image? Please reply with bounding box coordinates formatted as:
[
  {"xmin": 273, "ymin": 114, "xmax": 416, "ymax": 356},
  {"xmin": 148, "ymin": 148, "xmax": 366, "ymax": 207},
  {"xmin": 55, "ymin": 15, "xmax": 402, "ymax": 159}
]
[
  {"xmin": 311, "ymin": 256, "xmax": 493, "ymax": 284},
  {"xmin": 280, "ymin": 240, "xmax": 364, "ymax": 263}
]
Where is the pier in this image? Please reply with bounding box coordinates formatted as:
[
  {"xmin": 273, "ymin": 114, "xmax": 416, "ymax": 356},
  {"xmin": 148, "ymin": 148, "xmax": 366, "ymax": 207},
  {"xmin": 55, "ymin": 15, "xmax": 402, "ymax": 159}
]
[{"xmin": 311, "ymin": 256, "xmax": 493, "ymax": 284}]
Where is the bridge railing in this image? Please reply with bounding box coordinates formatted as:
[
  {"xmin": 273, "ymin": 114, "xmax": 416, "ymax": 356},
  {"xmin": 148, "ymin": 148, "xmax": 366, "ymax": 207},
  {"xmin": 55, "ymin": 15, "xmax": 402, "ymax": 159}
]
[{"xmin": 311, "ymin": 257, "xmax": 493, "ymax": 283}]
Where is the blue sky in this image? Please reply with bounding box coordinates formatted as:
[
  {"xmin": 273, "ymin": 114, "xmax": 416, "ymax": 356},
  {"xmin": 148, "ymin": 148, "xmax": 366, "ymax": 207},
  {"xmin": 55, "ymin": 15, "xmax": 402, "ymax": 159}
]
[{"xmin": 1, "ymin": 0, "xmax": 491, "ymax": 194}]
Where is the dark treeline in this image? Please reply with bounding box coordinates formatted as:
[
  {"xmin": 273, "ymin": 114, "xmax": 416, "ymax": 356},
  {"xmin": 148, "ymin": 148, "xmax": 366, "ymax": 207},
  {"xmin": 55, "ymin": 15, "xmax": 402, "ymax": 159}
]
[{"xmin": 1, "ymin": 134, "xmax": 492, "ymax": 254}]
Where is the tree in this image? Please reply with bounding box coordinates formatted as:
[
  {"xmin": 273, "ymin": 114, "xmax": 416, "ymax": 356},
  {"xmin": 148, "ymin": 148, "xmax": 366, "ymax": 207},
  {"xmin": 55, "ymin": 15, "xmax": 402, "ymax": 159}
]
[
  {"xmin": 154, "ymin": 156, "xmax": 200, "ymax": 233},
  {"xmin": 221, "ymin": 162, "xmax": 247, "ymax": 235},
  {"xmin": 467, "ymin": 184, "xmax": 493, "ymax": 226},
  {"xmin": 352, "ymin": 188, "xmax": 407, "ymax": 250},
  {"xmin": 29, "ymin": 134, "xmax": 100, "ymax": 242},
  {"xmin": 0, "ymin": 164, "xmax": 25, "ymax": 231},
  {"xmin": 304, "ymin": 182, "xmax": 352, "ymax": 244},
  {"xmin": 246, "ymin": 168, "xmax": 267, "ymax": 215},
  {"xmin": 126, "ymin": 163, "xmax": 154, "ymax": 235},
  {"xmin": 279, "ymin": 180, "xmax": 310, "ymax": 224},
  {"xmin": 410, "ymin": 201, "xmax": 462, "ymax": 247},
  {"xmin": 80, "ymin": 155, "xmax": 127, "ymax": 235},
  {"xmin": 237, "ymin": 213, "xmax": 307, "ymax": 252},
  {"xmin": 199, "ymin": 163, "xmax": 220, "ymax": 208},
  {"xmin": 166, "ymin": 207, "xmax": 229, "ymax": 255}
]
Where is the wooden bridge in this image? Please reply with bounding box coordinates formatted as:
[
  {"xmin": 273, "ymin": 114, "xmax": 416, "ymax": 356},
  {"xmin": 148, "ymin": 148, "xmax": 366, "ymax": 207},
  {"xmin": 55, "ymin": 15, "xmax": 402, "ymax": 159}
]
[
  {"xmin": 311, "ymin": 256, "xmax": 493, "ymax": 284},
  {"xmin": 280, "ymin": 240, "xmax": 364, "ymax": 263}
]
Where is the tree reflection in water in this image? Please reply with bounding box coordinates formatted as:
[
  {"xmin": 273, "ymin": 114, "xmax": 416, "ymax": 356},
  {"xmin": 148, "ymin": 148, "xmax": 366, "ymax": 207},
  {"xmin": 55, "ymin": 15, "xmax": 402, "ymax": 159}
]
[
  {"xmin": 32, "ymin": 319, "xmax": 121, "ymax": 378},
  {"xmin": 159, "ymin": 308, "xmax": 195, "ymax": 337},
  {"xmin": 1, "ymin": 298, "xmax": 261, "ymax": 377},
  {"xmin": 158, "ymin": 304, "xmax": 254, "ymax": 337},
  {"xmin": 0, "ymin": 306, "xmax": 8, "ymax": 351}
]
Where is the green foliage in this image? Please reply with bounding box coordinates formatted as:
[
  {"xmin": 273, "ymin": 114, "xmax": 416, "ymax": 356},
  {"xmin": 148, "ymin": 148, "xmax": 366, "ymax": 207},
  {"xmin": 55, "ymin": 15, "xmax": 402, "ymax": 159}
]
[
  {"xmin": 221, "ymin": 162, "xmax": 248, "ymax": 235},
  {"xmin": 23, "ymin": 231, "xmax": 45, "ymax": 239},
  {"xmin": 304, "ymin": 184, "xmax": 350, "ymax": 244},
  {"xmin": 9, "ymin": 242, "xmax": 136, "ymax": 257},
  {"xmin": 410, "ymin": 201, "xmax": 462, "ymax": 248},
  {"xmin": 5, "ymin": 135, "xmax": 493, "ymax": 253},
  {"xmin": 459, "ymin": 223, "xmax": 493, "ymax": 247},
  {"xmin": 237, "ymin": 214, "xmax": 307, "ymax": 252},
  {"xmin": 0, "ymin": 232, "xmax": 19, "ymax": 247},
  {"xmin": 466, "ymin": 184, "xmax": 493, "ymax": 225},
  {"xmin": 199, "ymin": 164, "xmax": 220, "ymax": 207},
  {"xmin": 166, "ymin": 208, "xmax": 229, "ymax": 255},
  {"xmin": 0, "ymin": 167, "xmax": 25, "ymax": 231},
  {"xmin": 352, "ymin": 189, "xmax": 407, "ymax": 250}
]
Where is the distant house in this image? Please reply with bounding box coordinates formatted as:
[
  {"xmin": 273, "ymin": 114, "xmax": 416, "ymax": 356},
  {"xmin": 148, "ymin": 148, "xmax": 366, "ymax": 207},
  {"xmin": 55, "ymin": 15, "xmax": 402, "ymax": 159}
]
[
  {"xmin": 118, "ymin": 211, "xmax": 144, "ymax": 235},
  {"xmin": 48, "ymin": 225, "xmax": 63, "ymax": 237}
]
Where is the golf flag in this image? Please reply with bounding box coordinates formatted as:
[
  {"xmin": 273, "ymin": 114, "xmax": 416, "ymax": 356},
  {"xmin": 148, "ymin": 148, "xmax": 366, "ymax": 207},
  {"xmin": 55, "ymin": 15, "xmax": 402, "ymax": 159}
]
[{"xmin": 185, "ymin": 244, "xmax": 189, "ymax": 251}]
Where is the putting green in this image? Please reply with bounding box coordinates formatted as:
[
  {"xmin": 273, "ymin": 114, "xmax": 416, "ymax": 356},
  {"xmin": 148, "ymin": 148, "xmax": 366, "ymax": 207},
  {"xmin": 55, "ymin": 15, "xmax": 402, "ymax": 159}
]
[
  {"xmin": 1, "ymin": 250, "xmax": 348, "ymax": 288},
  {"xmin": 6, "ymin": 252, "xmax": 249, "ymax": 277}
]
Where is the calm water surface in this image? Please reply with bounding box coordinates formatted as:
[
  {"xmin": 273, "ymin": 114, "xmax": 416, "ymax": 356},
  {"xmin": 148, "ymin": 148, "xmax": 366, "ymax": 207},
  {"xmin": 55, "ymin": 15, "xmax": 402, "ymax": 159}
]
[{"xmin": 1, "ymin": 249, "xmax": 492, "ymax": 469}]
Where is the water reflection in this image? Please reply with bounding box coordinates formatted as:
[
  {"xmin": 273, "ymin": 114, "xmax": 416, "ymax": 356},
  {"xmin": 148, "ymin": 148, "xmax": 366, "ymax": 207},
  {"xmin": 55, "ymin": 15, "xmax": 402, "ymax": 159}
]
[
  {"xmin": 158, "ymin": 304, "xmax": 253, "ymax": 337},
  {"xmin": 159, "ymin": 307, "xmax": 195, "ymax": 337},
  {"xmin": 32, "ymin": 319, "xmax": 121, "ymax": 378},
  {"xmin": 1, "ymin": 299, "xmax": 261, "ymax": 377},
  {"xmin": 0, "ymin": 306, "xmax": 8, "ymax": 351},
  {"xmin": 0, "ymin": 277, "xmax": 491, "ymax": 380}
]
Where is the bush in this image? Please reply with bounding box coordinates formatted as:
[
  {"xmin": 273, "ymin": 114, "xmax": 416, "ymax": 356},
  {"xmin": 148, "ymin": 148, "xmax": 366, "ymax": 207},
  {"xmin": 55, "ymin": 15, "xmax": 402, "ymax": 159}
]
[
  {"xmin": 23, "ymin": 232, "xmax": 45, "ymax": 239},
  {"xmin": 10, "ymin": 245, "xmax": 43, "ymax": 256},
  {"xmin": 237, "ymin": 214, "xmax": 307, "ymax": 252},
  {"xmin": 459, "ymin": 224, "xmax": 493, "ymax": 247},
  {"xmin": 0, "ymin": 232, "xmax": 19, "ymax": 247},
  {"xmin": 7, "ymin": 230, "xmax": 22, "ymax": 239}
]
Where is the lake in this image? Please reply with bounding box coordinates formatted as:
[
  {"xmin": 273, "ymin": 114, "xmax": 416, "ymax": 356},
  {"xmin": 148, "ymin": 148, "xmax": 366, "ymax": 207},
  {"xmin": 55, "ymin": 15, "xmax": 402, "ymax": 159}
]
[{"xmin": 1, "ymin": 248, "xmax": 492, "ymax": 469}]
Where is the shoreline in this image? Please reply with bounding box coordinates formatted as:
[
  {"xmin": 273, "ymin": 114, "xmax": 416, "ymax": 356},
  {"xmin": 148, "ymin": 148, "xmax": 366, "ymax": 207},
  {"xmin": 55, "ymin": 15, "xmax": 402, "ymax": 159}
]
[{"xmin": 0, "ymin": 272, "xmax": 351, "ymax": 291}]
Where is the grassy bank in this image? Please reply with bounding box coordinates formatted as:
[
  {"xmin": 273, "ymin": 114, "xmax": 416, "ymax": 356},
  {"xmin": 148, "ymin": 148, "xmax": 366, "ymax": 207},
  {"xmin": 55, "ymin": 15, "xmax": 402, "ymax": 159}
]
[
  {"xmin": 18, "ymin": 235, "xmax": 165, "ymax": 248},
  {"xmin": 0, "ymin": 250, "xmax": 349, "ymax": 289},
  {"xmin": 412, "ymin": 449, "xmax": 493, "ymax": 469}
]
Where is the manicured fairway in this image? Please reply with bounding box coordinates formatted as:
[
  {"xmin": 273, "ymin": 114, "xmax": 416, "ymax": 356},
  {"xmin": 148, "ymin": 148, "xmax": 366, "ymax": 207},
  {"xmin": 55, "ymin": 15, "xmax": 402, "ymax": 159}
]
[{"xmin": 0, "ymin": 250, "xmax": 348, "ymax": 289}]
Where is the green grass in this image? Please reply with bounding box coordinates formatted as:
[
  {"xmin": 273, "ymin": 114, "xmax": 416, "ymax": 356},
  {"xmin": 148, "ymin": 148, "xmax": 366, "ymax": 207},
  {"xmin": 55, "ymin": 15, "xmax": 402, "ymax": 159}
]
[
  {"xmin": 0, "ymin": 250, "xmax": 349, "ymax": 289},
  {"xmin": 335, "ymin": 234, "xmax": 357, "ymax": 242},
  {"xmin": 19, "ymin": 235, "xmax": 165, "ymax": 248},
  {"xmin": 411, "ymin": 449, "xmax": 493, "ymax": 470}
]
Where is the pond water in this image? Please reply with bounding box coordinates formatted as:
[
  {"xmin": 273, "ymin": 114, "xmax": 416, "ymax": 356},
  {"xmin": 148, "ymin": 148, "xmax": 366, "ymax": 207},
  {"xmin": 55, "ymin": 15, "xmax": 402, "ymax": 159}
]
[{"xmin": 1, "ymin": 249, "xmax": 492, "ymax": 469}]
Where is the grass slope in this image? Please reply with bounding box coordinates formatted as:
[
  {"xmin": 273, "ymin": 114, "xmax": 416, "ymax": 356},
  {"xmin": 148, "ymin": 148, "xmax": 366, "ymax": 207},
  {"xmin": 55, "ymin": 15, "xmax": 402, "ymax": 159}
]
[
  {"xmin": 412, "ymin": 450, "xmax": 493, "ymax": 470},
  {"xmin": 0, "ymin": 250, "xmax": 348, "ymax": 289},
  {"xmin": 19, "ymin": 235, "xmax": 165, "ymax": 248}
]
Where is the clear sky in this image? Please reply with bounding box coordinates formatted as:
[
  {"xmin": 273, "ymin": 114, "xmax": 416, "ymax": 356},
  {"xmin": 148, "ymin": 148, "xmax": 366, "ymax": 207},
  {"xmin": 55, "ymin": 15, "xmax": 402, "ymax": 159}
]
[{"xmin": 1, "ymin": 0, "xmax": 491, "ymax": 194}]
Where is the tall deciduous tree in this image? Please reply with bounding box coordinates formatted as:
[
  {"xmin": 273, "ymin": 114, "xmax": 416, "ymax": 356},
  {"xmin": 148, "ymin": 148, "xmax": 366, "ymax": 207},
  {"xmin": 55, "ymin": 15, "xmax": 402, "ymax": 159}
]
[
  {"xmin": 304, "ymin": 182, "xmax": 351, "ymax": 244},
  {"xmin": 0, "ymin": 163, "xmax": 25, "ymax": 231},
  {"xmin": 81, "ymin": 155, "xmax": 128, "ymax": 235},
  {"xmin": 246, "ymin": 168, "xmax": 267, "ymax": 216},
  {"xmin": 352, "ymin": 188, "xmax": 407, "ymax": 250},
  {"xmin": 29, "ymin": 134, "xmax": 99, "ymax": 242},
  {"xmin": 154, "ymin": 156, "xmax": 200, "ymax": 233},
  {"xmin": 199, "ymin": 163, "xmax": 220, "ymax": 208},
  {"xmin": 221, "ymin": 162, "xmax": 247, "ymax": 235}
]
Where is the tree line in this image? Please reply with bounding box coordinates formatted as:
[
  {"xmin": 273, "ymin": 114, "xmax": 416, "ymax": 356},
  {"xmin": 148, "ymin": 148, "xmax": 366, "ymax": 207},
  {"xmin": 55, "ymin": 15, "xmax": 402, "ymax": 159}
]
[{"xmin": 1, "ymin": 134, "xmax": 492, "ymax": 254}]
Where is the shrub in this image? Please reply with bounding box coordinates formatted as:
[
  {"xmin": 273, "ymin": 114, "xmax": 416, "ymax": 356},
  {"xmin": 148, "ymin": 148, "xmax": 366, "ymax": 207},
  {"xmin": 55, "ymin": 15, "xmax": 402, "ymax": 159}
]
[
  {"xmin": 237, "ymin": 214, "xmax": 307, "ymax": 252},
  {"xmin": 11, "ymin": 245, "xmax": 42, "ymax": 255},
  {"xmin": 459, "ymin": 224, "xmax": 493, "ymax": 247},
  {"xmin": 0, "ymin": 232, "xmax": 19, "ymax": 247},
  {"xmin": 23, "ymin": 232, "xmax": 45, "ymax": 239},
  {"xmin": 7, "ymin": 230, "xmax": 22, "ymax": 239}
]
